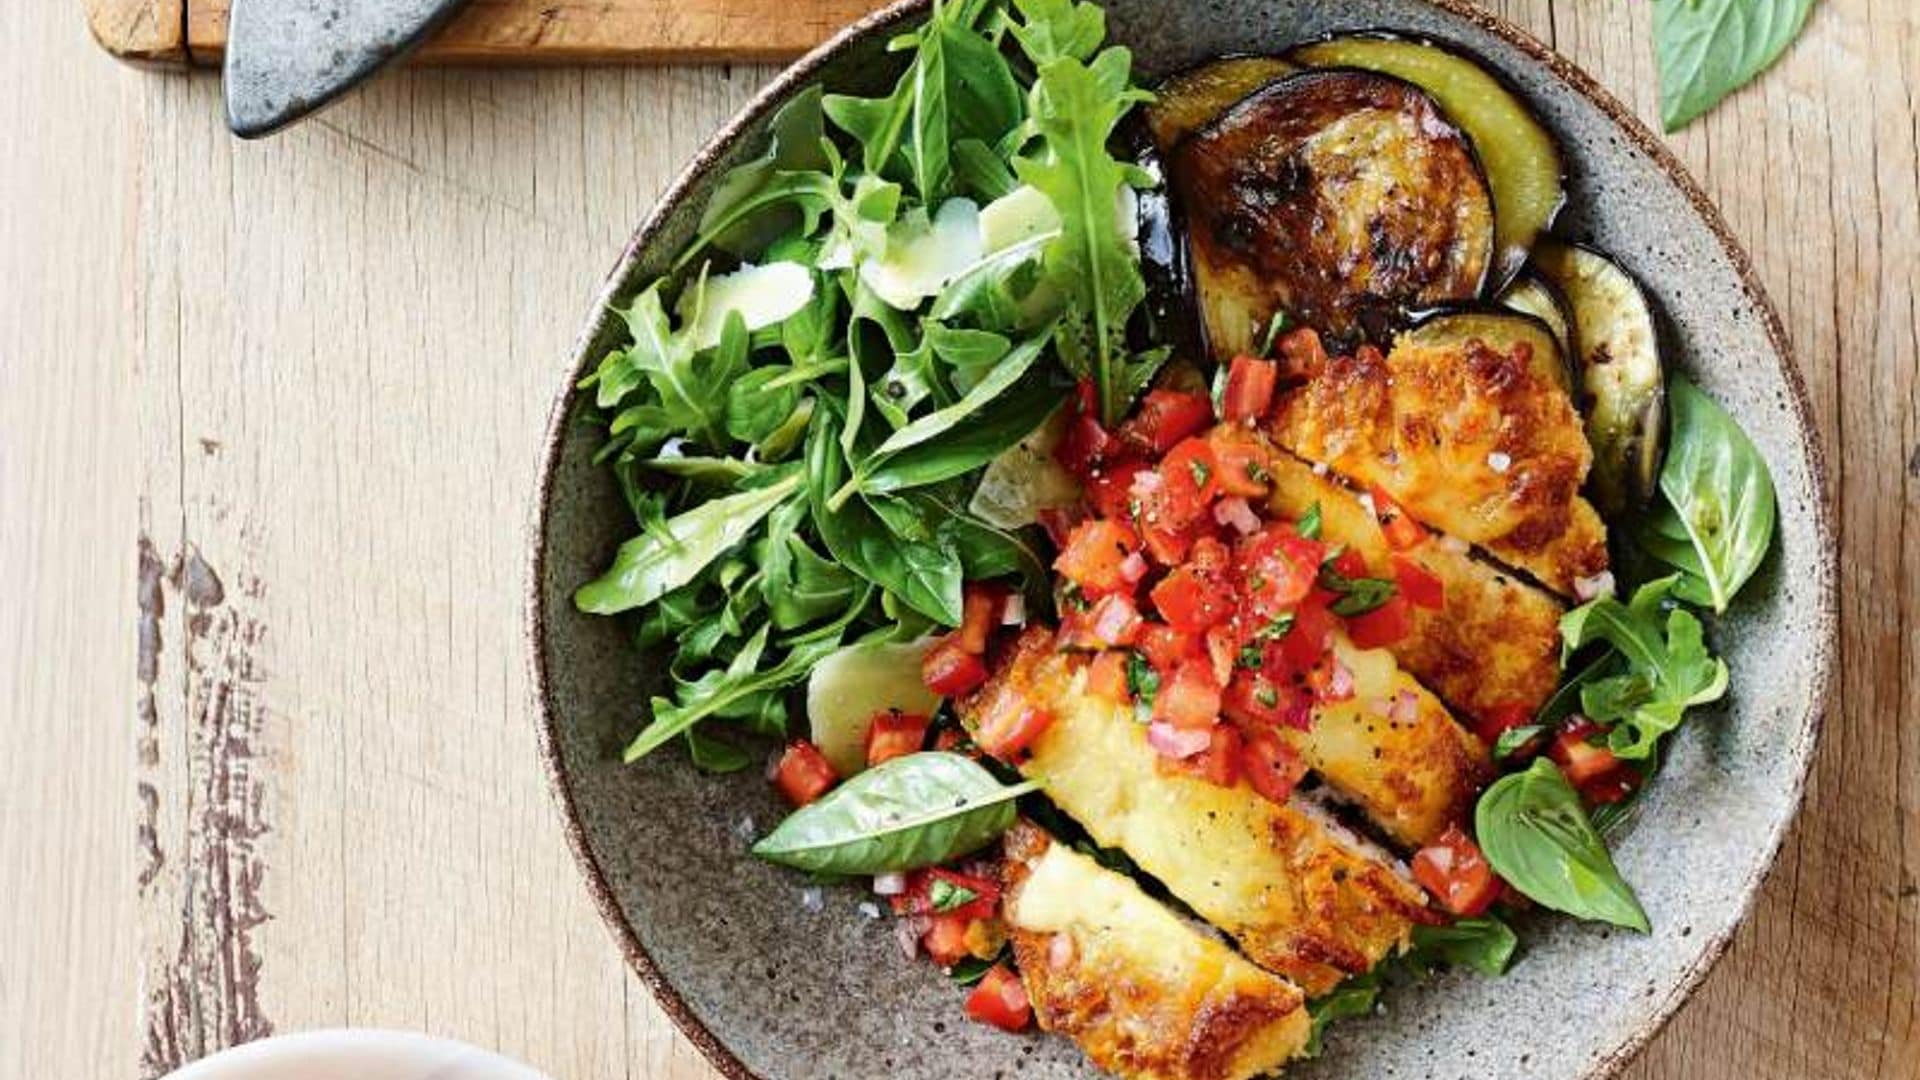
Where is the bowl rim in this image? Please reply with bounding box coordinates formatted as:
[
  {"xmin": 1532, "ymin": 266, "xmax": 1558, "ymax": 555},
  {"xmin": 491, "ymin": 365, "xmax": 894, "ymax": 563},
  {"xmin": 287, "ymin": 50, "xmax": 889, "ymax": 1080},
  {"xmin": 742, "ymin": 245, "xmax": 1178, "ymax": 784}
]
[{"xmin": 523, "ymin": 2, "xmax": 1838, "ymax": 1077}]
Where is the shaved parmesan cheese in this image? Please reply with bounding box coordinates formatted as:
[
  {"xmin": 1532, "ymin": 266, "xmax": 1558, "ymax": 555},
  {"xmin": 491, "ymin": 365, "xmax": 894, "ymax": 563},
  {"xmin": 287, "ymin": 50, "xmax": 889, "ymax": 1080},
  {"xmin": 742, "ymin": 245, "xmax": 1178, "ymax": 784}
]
[
  {"xmin": 979, "ymin": 185, "xmax": 1061, "ymax": 253},
  {"xmin": 676, "ymin": 261, "xmax": 815, "ymax": 351},
  {"xmin": 860, "ymin": 198, "xmax": 983, "ymax": 310}
]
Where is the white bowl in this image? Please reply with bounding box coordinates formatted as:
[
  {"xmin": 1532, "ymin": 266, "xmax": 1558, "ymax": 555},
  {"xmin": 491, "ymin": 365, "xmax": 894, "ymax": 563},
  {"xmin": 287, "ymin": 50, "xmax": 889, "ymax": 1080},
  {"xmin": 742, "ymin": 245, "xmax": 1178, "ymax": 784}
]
[{"xmin": 160, "ymin": 1030, "xmax": 550, "ymax": 1080}]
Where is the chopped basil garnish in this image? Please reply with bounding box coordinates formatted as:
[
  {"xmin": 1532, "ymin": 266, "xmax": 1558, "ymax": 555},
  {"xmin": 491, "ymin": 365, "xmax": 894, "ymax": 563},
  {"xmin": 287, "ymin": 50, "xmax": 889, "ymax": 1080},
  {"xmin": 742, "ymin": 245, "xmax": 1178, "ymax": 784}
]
[{"xmin": 928, "ymin": 877, "xmax": 979, "ymax": 913}]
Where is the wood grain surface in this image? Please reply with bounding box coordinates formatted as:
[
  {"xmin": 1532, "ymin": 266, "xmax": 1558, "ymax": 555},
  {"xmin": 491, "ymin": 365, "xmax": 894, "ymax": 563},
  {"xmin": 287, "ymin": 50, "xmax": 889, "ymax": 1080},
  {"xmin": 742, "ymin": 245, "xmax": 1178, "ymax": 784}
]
[
  {"xmin": 3, "ymin": 1, "xmax": 1915, "ymax": 1078},
  {"xmin": 91, "ymin": 0, "xmax": 889, "ymax": 65}
]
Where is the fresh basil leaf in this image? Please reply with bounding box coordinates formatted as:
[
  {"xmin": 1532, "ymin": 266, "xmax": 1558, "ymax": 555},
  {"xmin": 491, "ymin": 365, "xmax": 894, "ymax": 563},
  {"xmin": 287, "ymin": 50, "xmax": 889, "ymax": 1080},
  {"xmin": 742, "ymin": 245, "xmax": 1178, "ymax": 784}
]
[
  {"xmin": 807, "ymin": 413, "xmax": 966, "ymax": 625},
  {"xmin": 1637, "ymin": 375, "xmax": 1777, "ymax": 611},
  {"xmin": 751, "ymin": 751, "xmax": 1042, "ymax": 874},
  {"xmin": 1408, "ymin": 917, "xmax": 1518, "ymax": 977},
  {"xmin": 1652, "ymin": 0, "xmax": 1814, "ymax": 132},
  {"xmin": 1317, "ymin": 565, "xmax": 1397, "ymax": 617},
  {"xmin": 575, "ymin": 476, "xmax": 802, "ymax": 615},
  {"xmin": 947, "ymin": 953, "xmax": 1000, "ymax": 987},
  {"xmin": 1125, "ymin": 651, "xmax": 1159, "ymax": 702},
  {"xmin": 906, "ymin": 17, "xmax": 953, "ymax": 204},
  {"xmin": 1296, "ymin": 501, "xmax": 1323, "ymax": 541},
  {"xmin": 1014, "ymin": 45, "xmax": 1155, "ymax": 426},
  {"xmin": 934, "ymin": 505, "xmax": 1051, "ymax": 596},
  {"xmin": 1475, "ymin": 759, "xmax": 1650, "ymax": 932},
  {"xmin": 1492, "ymin": 725, "xmax": 1544, "ymax": 760}
]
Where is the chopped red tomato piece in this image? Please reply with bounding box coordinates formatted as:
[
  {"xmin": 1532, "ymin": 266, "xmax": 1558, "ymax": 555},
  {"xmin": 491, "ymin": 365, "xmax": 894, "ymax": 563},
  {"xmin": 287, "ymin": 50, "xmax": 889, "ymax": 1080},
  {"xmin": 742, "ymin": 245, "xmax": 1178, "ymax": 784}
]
[
  {"xmin": 1085, "ymin": 459, "xmax": 1148, "ymax": 522},
  {"xmin": 1550, "ymin": 718, "xmax": 1622, "ymax": 786},
  {"xmin": 1198, "ymin": 428, "xmax": 1274, "ymax": 495},
  {"xmin": 1276, "ymin": 589, "xmax": 1339, "ymax": 671},
  {"xmin": 922, "ymin": 635, "xmax": 990, "ymax": 697},
  {"xmin": 1473, "ymin": 703, "xmax": 1539, "ymax": 748},
  {"xmin": 933, "ymin": 726, "xmax": 971, "ymax": 754},
  {"xmin": 976, "ymin": 701, "xmax": 1054, "ymax": 760},
  {"xmin": 1054, "ymin": 519, "xmax": 1143, "ymax": 597},
  {"xmin": 1371, "ymin": 485, "xmax": 1427, "ymax": 550},
  {"xmin": 1138, "ymin": 622, "xmax": 1203, "ymax": 674},
  {"xmin": 865, "ymin": 711, "xmax": 930, "ymax": 767},
  {"xmin": 771, "ymin": 739, "xmax": 838, "ymax": 806},
  {"xmin": 1305, "ymin": 651, "xmax": 1355, "ymax": 702},
  {"xmin": 1223, "ymin": 355, "xmax": 1279, "ymax": 423},
  {"xmin": 958, "ymin": 584, "xmax": 1004, "ymax": 655},
  {"xmin": 1085, "ymin": 650, "xmax": 1131, "ymax": 703},
  {"xmin": 1151, "ymin": 566, "xmax": 1232, "ymax": 632},
  {"xmin": 1327, "ymin": 547, "xmax": 1369, "ymax": 580},
  {"xmin": 1222, "ymin": 671, "xmax": 1307, "ymax": 730},
  {"xmin": 1235, "ymin": 526, "xmax": 1324, "ymax": 634},
  {"xmin": 1056, "ymin": 413, "xmax": 1116, "ymax": 479},
  {"xmin": 1411, "ymin": 825, "xmax": 1502, "ymax": 917},
  {"xmin": 922, "ymin": 912, "xmax": 974, "ymax": 967},
  {"xmin": 1159, "ymin": 438, "xmax": 1222, "ymax": 515},
  {"xmin": 1119, "ymin": 389, "xmax": 1213, "ymax": 456},
  {"xmin": 965, "ymin": 963, "xmax": 1032, "ymax": 1032},
  {"xmin": 1392, "ymin": 555, "xmax": 1446, "ymax": 611},
  {"xmin": 1346, "ymin": 594, "xmax": 1413, "ymax": 649},
  {"xmin": 1581, "ymin": 766, "xmax": 1641, "ymax": 806},
  {"xmin": 1275, "ymin": 327, "xmax": 1327, "ymax": 379},
  {"xmin": 1240, "ymin": 732, "xmax": 1307, "ymax": 804},
  {"xmin": 1198, "ymin": 724, "xmax": 1243, "ymax": 788},
  {"xmin": 1154, "ymin": 659, "xmax": 1223, "ymax": 730}
]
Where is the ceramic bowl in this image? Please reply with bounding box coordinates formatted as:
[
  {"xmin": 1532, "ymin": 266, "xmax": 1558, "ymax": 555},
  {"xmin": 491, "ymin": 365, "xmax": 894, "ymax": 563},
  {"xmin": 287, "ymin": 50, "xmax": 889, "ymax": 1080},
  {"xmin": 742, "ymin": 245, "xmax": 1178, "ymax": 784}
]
[
  {"xmin": 527, "ymin": 2, "xmax": 1836, "ymax": 1076},
  {"xmin": 160, "ymin": 1030, "xmax": 548, "ymax": 1080}
]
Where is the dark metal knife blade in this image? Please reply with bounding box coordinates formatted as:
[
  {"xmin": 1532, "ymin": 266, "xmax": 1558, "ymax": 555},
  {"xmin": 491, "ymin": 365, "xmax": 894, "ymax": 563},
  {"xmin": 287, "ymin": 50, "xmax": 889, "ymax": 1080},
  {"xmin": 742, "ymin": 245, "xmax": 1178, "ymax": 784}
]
[{"xmin": 224, "ymin": 0, "xmax": 474, "ymax": 138}]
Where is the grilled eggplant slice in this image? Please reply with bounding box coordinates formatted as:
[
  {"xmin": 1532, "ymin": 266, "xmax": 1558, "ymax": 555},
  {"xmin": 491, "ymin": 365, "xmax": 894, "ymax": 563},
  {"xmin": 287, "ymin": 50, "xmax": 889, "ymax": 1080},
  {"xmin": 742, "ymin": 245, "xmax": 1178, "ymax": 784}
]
[
  {"xmin": 1292, "ymin": 36, "xmax": 1566, "ymax": 289},
  {"xmin": 1280, "ymin": 634, "xmax": 1493, "ymax": 848},
  {"xmin": 1264, "ymin": 449, "xmax": 1565, "ymax": 730},
  {"xmin": 1532, "ymin": 240, "xmax": 1667, "ymax": 515},
  {"xmin": 964, "ymin": 629, "xmax": 1432, "ymax": 995},
  {"xmin": 1170, "ymin": 69, "xmax": 1494, "ymax": 352},
  {"xmin": 1498, "ymin": 272, "xmax": 1576, "ymax": 360},
  {"xmin": 1401, "ymin": 308, "xmax": 1573, "ymax": 394},
  {"xmin": 1001, "ymin": 823, "xmax": 1311, "ymax": 1080},
  {"xmin": 1269, "ymin": 326, "xmax": 1610, "ymax": 596},
  {"xmin": 1146, "ymin": 56, "xmax": 1300, "ymax": 150}
]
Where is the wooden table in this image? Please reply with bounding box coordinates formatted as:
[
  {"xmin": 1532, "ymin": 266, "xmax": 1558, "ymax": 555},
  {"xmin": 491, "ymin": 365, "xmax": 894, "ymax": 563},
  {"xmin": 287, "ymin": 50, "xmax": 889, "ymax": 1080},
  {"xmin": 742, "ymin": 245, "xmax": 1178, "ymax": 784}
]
[{"xmin": 2, "ymin": 1, "xmax": 1913, "ymax": 1077}]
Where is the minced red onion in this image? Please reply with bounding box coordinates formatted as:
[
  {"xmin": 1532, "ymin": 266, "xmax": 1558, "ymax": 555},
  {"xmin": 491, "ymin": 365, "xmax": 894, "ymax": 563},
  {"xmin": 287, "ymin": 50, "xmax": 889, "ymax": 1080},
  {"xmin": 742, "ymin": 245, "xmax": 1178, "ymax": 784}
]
[
  {"xmin": 1574, "ymin": 570, "xmax": 1617, "ymax": 602},
  {"xmin": 1001, "ymin": 592, "xmax": 1027, "ymax": 626},
  {"xmin": 895, "ymin": 915, "xmax": 929, "ymax": 959},
  {"xmin": 1129, "ymin": 469, "xmax": 1165, "ymax": 498},
  {"xmin": 1093, "ymin": 598, "xmax": 1140, "ymax": 645},
  {"xmin": 1390, "ymin": 690, "xmax": 1419, "ymax": 727},
  {"xmin": 1214, "ymin": 496, "xmax": 1260, "ymax": 535},
  {"xmin": 1326, "ymin": 657, "xmax": 1355, "ymax": 700},
  {"xmin": 1147, "ymin": 721, "xmax": 1212, "ymax": 759},
  {"xmin": 1118, "ymin": 552, "xmax": 1150, "ymax": 585},
  {"xmin": 873, "ymin": 872, "xmax": 908, "ymax": 896}
]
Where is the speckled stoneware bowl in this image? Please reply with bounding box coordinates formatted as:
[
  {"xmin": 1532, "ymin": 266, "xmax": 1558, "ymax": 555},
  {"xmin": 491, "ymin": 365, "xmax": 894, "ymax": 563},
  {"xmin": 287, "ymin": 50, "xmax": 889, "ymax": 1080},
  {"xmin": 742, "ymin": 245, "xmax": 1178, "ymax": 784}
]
[{"xmin": 527, "ymin": 2, "xmax": 1836, "ymax": 1076}]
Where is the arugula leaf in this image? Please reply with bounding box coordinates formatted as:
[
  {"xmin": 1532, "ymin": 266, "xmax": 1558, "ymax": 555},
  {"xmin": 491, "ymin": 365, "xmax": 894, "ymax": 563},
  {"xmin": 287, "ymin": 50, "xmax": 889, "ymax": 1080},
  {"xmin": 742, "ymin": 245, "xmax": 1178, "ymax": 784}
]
[
  {"xmin": 857, "ymin": 331, "xmax": 1050, "ymax": 480},
  {"xmin": 1302, "ymin": 973, "xmax": 1380, "ymax": 1058},
  {"xmin": 751, "ymin": 751, "xmax": 1041, "ymax": 874},
  {"xmin": 1012, "ymin": 43, "xmax": 1154, "ymax": 426},
  {"xmin": 861, "ymin": 383, "xmax": 1060, "ymax": 495},
  {"xmin": 607, "ymin": 284, "xmax": 730, "ymax": 447},
  {"xmin": 575, "ymin": 475, "xmax": 802, "ymax": 615},
  {"xmin": 807, "ymin": 412, "xmax": 966, "ymax": 625},
  {"xmin": 1476, "ymin": 759, "xmax": 1650, "ymax": 932},
  {"xmin": 1008, "ymin": 0, "xmax": 1107, "ymax": 64},
  {"xmin": 1493, "ymin": 725, "xmax": 1544, "ymax": 760},
  {"xmin": 626, "ymin": 625, "xmax": 846, "ymax": 761},
  {"xmin": 697, "ymin": 86, "xmax": 832, "ymax": 257},
  {"xmin": 684, "ymin": 729, "xmax": 755, "ymax": 774},
  {"xmin": 1407, "ymin": 917, "xmax": 1519, "ymax": 977},
  {"xmin": 1636, "ymin": 375, "xmax": 1777, "ymax": 611},
  {"xmin": 1653, "ymin": 0, "xmax": 1814, "ymax": 132},
  {"xmin": 953, "ymin": 138, "xmax": 1019, "ymax": 201},
  {"xmin": 1561, "ymin": 577, "xmax": 1729, "ymax": 759}
]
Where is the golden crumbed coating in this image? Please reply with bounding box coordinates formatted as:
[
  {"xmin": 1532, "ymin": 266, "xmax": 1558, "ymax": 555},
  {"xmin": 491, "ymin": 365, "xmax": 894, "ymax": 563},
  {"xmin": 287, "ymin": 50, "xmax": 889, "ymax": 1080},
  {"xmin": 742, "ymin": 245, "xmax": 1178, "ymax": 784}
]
[
  {"xmin": 1280, "ymin": 635, "xmax": 1492, "ymax": 848},
  {"xmin": 1172, "ymin": 69, "xmax": 1493, "ymax": 350},
  {"xmin": 1269, "ymin": 335, "xmax": 1610, "ymax": 595},
  {"xmin": 1264, "ymin": 449, "xmax": 1565, "ymax": 724},
  {"xmin": 964, "ymin": 630, "xmax": 1434, "ymax": 996},
  {"xmin": 1000, "ymin": 823, "xmax": 1310, "ymax": 1080}
]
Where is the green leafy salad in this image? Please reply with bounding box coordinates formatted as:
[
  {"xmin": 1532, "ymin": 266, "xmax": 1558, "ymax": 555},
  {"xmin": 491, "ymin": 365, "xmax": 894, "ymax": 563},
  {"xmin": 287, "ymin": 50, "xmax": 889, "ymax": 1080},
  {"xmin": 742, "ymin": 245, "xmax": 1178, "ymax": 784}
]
[{"xmin": 568, "ymin": 0, "xmax": 1787, "ymax": 1067}]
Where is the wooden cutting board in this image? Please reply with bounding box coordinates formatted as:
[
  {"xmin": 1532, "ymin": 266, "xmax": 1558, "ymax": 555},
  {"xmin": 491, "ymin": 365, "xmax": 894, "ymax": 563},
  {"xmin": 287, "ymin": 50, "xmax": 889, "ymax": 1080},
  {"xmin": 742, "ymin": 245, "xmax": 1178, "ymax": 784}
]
[{"xmin": 86, "ymin": 0, "xmax": 892, "ymax": 66}]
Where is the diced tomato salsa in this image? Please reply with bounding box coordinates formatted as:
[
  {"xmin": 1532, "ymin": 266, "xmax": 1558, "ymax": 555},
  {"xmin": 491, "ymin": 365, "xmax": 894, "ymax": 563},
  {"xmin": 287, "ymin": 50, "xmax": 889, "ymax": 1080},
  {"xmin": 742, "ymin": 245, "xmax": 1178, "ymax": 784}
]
[{"xmin": 1412, "ymin": 825, "xmax": 1503, "ymax": 917}]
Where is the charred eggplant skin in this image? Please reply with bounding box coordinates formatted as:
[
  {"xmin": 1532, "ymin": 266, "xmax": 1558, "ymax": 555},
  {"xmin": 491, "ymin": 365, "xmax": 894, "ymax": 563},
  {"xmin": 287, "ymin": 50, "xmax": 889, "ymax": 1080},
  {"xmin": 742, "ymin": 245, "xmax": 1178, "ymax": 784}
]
[
  {"xmin": 1145, "ymin": 55, "xmax": 1299, "ymax": 150},
  {"xmin": 1532, "ymin": 240, "xmax": 1667, "ymax": 515},
  {"xmin": 1291, "ymin": 34, "xmax": 1567, "ymax": 292},
  {"xmin": 1402, "ymin": 307, "xmax": 1573, "ymax": 395},
  {"xmin": 1498, "ymin": 272, "xmax": 1577, "ymax": 361},
  {"xmin": 1171, "ymin": 68, "xmax": 1494, "ymax": 353}
]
